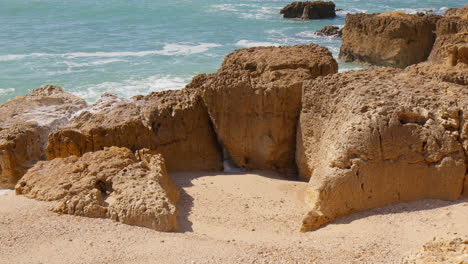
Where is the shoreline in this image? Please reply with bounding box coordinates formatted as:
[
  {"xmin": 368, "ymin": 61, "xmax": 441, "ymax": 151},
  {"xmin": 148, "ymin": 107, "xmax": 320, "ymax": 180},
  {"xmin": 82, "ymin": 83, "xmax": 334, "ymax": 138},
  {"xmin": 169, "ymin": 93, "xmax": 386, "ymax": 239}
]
[{"xmin": 1, "ymin": 171, "xmax": 467, "ymax": 264}]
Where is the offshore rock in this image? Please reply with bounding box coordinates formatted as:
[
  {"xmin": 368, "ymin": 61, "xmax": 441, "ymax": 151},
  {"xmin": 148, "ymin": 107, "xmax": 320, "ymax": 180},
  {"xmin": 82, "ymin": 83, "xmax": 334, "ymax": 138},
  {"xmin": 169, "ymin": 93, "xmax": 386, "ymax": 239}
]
[
  {"xmin": 280, "ymin": 1, "xmax": 336, "ymax": 19},
  {"xmin": 339, "ymin": 12, "xmax": 441, "ymax": 68},
  {"xmin": 16, "ymin": 147, "xmax": 179, "ymax": 232},
  {"xmin": 0, "ymin": 85, "xmax": 86, "ymax": 189},
  {"xmin": 188, "ymin": 44, "xmax": 337, "ymax": 174},
  {"xmin": 46, "ymin": 89, "xmax": 223, "ymax": 172},
  {"xmin": 297, "ymin": 67, "xmax": 468, "ymax": 231},
  {"xmin": 316, "ymin": 26, "xmax": 342, "ymax": 37}
]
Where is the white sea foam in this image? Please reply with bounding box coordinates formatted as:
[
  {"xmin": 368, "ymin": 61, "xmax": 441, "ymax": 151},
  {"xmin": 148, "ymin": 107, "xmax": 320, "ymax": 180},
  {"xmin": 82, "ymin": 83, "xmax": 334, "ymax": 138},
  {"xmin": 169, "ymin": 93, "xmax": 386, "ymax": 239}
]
[
  {"xmin": 64, "ymin": 59, "xmax": 127, "ymax": 68},
  {"xmin": 0, "ymin": 88, "xmax": 15, "ymax": 96},
  {"xmin": 209, "ymin": 3, "xmax": 280, "ymax": 20},
  {"xmin": 72, "ymin": 75, "xmax": 189, "ymax": 103},
  {"xmin": 0, "ymin": 43, "xmax": 222, "ymax": 62},
  {"xmin": 235, "ymin": 40, "xmax": 281, "ymax": 48},
  {"xmin": 0, "ymin": 189, "xmax": 9, "ymax": 196}
]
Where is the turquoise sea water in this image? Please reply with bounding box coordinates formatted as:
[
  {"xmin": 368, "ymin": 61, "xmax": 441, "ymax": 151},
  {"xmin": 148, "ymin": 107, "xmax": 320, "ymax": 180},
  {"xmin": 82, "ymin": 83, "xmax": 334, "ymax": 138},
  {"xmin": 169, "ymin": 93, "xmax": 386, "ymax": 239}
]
[{"xmin": 0, "ymin": 0, "xmax": 466, "ymax": 103}]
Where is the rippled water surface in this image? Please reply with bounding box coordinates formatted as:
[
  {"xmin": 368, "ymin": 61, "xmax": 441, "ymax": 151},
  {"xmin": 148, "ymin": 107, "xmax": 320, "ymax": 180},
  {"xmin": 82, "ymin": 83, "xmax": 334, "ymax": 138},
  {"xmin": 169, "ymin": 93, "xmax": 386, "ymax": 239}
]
[{"xmin": 0, "ymin": 0, "xmax": 465, "ymax": 102}]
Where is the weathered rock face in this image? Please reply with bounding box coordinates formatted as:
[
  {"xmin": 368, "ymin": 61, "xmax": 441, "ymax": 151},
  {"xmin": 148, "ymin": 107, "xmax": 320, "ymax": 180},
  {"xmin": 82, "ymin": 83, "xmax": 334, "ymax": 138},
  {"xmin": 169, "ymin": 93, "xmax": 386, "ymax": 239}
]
[
  {"xmin": 401, "ymin": 237, "xmax": 468, "ymax": 264},
  {"xmin": 316, "ymin": 25, "xmax": 342, "ymax": 37},
  {"xmin": 0, "ymin": 85, "xmax": 86, "ymax": 189},
  {"xmin": 445, "ymin": 5, "xmax": 468, "ymax": 19},
  {"xmin": 16, "ymin": 147, "xmax": 179, "ymax": 232},
  {"xmin": 428, "ymin": 6, "xmax": 468, "ymax": 65},
  {"xmin": 188, "ymin": 44, "xmax": 338, "ymax": 174},
  {"xmin": 297, "ymin": 67, "xmax": 468, "ymax": 231},
  {"xmin": 339, "ymin": 12, "xmax": 441, "ymax": 68},
  {"xmin": 280, "ymin": 1, "xmax": 335, "ymax": 19},
  {"xmin": 46, "ymin": 89, "xmax": 223, "ymax": 172}
]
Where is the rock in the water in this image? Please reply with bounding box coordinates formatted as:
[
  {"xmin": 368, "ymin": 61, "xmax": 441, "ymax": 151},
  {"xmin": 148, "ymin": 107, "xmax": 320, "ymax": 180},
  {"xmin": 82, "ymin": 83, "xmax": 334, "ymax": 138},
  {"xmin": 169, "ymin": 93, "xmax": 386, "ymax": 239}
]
[
  {"xmin": 428, "ymin": 5, "xmax": 468, "ymax": 65},
  {"xmin": 316, "ymin": 25, "xmax": 342, "ymax": 37},
  {"xmin": 339, "ymin": 11, "xmax": 441, "ymax": 68},
  {"xmin": 0, "ymin": 85, "xmax": 86, "ymax": 189},
  {"xmin": 16, "ymin": 147, "xmax": 179, "ymax": 232},
  {"xmin": 46, "ymin": 89, "xmax": 223, "ymax": 172},
  {"xmin": 188, "ymin": 44, "xmax": 337, "ymax": 174},
  {"xmin": 297, "ymin": 67, "xmax": 467, "ymax": 231},
  {"xmin": 280, "ymin": 1, "xmax": 335, "ymax": 19},
  {"xmin": 401, "ymin": 237, "xmax": 468, "ymax": 264}
]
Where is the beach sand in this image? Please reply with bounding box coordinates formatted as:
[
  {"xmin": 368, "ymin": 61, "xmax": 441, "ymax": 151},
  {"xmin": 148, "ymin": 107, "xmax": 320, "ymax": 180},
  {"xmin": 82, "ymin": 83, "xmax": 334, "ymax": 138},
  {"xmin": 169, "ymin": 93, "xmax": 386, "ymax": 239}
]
[{"xmin": 0, "ymin": 171, "xmax": 466, "ymax": 264}]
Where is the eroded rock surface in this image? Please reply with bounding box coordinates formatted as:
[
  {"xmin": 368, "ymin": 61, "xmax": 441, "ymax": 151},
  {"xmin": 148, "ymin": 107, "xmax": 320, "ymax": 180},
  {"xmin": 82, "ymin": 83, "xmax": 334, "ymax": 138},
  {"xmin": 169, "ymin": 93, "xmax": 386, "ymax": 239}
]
[
  {"xmin": 316, "ymin": 26, "xmax": 342, "ymax": 37},
  {"xmin": 401, "ymin": 237, "xmax": 468, "ymax": 264},
  {"xmin": 280, "ymin": 1, "xmax": 335, "ymax": 19},
  {"xmin": 428, "ymin": 6, "xmax": 468, "ymax": 66},
  {"xmin": 188, "ymin": 44, "xmax": 337, "ymax": 174},
  {"xmin": 16, "ymin": 147, "xmax": 179, "ymax": 231},
  {"xmin": 339, "ymin": 12, "xmax": 441, "ymax": 68},
  {"xmin": 0, "ymin": 85, "xmax": 86, "ymax": 189},
  {"xmin": 297, "ymin": 67, "xmax": 468, "ymax": 231},
  {"xmin": 47, "ymin": 89, "xmax": 222, "ymax": 172}
]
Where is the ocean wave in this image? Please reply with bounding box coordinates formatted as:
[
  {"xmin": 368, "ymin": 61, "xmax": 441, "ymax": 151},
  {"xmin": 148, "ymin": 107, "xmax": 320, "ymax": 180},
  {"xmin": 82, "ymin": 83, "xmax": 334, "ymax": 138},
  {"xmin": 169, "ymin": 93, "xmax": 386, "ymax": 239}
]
[
  {"xmin": 235, "ymin": 40, "xmax": 281, "ymax": 48},
  {"xmin": 72, "ymin": 75, "xmax": 190, "ymax": 103},
  {"xmin": 63, "ymin": 59, "xmax": 127, "ymax": 68},
  {"xmin": 0, "ymin": 88, "xmax": 15, "ymax": 96},
  {"xmin": 0, "ymin": 43, "xmax": 222, "ymax": 62},
  {"xmin": 209, "ymin": 3, "xmax": 280, "ymax": 20}
]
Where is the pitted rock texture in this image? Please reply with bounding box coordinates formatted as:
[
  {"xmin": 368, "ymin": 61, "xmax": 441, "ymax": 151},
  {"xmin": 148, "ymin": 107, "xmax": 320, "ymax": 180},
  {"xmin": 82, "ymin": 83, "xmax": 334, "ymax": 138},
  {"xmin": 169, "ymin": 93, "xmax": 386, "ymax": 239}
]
[
  {"xmin": 280, "ymin": 1, "xmax": 335, "ymax": 19},
  {"xmin": 445, "ymin": 5, "xmax": 468, "ymax": 19},
  {"xmin": 0, "ymin": 85, "xmax": 86, "ymax": 189},
  {"xmin": 428, "ymin": 6, "xmax": 468, "ymax": 65},
  {"xmin": 188, "ymin": 44, "xmax": 338, "ymax": 174},
  {"xmin": 401, "ymin": 237, "xmax": 468, "ymax": 264},
  {"xmin": 339, "ymin": 12, "xmax": 441, "ymax": 68},
  {"xmin": 297, "ymin": 67, "xmax": 468, "ymax": 232},
  {"xmin": 316, "ymin": 25, "xmax": 342, "ymax": 37},
  {"xmin": 16, "ymin": 147, "xmax": 179, "ymax": 232},
  {"xmin": 46, "ymin": 89, "xmax": 223, "ymax": 172}
]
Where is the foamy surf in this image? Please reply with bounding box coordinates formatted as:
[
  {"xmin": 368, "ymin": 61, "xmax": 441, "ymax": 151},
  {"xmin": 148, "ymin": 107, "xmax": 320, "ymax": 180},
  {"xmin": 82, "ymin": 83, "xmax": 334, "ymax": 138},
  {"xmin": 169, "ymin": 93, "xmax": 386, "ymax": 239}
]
[
  {"xmin": 0, "ymin": 43, "xmax": 222, "ymax": 62},
  {"xmin": 72, "ymin": 75, "xmax": 190, "ymax": 103},
  {"xmin": 236, "ymin": 40, "xmax": 281, "ymax": 48}
]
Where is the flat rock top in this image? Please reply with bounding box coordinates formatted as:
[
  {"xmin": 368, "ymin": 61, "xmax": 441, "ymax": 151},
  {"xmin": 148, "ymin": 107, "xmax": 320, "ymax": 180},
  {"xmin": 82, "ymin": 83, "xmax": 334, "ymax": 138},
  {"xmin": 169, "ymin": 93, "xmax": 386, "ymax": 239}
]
[
  {"xmin": 220, "ymin": 44, "xmax": 336, "ymax": 73},
  {"xmin": 63, "ymin": 88, "xmax": 200, "ymax": 131},
  {"xmin": 0, "ymin": 85, "xmax": 86, "ymax": 130}
]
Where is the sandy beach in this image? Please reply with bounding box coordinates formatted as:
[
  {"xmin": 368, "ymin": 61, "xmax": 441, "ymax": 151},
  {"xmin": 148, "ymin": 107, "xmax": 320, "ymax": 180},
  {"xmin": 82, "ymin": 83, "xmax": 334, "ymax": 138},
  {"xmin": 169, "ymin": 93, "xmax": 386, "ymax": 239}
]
[{"xmin": 1, "ymin": 171, "xmax": 466, "ymax": 264}]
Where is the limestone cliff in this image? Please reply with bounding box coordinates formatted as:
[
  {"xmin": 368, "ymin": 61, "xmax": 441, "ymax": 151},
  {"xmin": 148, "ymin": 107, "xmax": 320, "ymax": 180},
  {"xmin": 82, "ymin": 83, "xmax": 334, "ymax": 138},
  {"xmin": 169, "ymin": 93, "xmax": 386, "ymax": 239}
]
[
  {"xmin": 188, "ymin": 44, "xmax": 338, "ymax": 174},
  {"xmin": 339, "ymin": 12, "xmax": 441, "ymax": 68},
  {"xmin": 16, "ymin": 147, "xmax": 179, "ymax": 232},
  {"xmin": 0, "ymin": 85, "xmax": 86, "ymax": 189},
  {"xmin": 428, "ymin": 5, "xmax": 468, "ymax": 66},
  {"xmin": 46, "ymin": 89, "xmax": 223, "ymax": 172},
  {"xmin": 297, "ymin": 67, "xmax": 467, "ymax": 231}
]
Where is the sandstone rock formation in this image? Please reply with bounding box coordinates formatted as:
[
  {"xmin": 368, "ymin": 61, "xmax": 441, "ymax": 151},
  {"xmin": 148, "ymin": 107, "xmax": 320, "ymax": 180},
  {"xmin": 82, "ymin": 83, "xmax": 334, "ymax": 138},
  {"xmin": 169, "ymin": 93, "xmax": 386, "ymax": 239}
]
[
  {"xmin": 445, "ymin": 5, "xmax": 468, "ymax": 19},
  {"xmin": 0, "ymin": 85, "xmax": 86, "ymax": 189},
  {"xmin": 339, "ymin": 12, "xmax": 441, "ymax": 68},
  {"xmin": 46, "ymin": 89, "xmax": 222, "ymax": 172},
  {"xmin": 188, "ymin": 44, "xmax": 338, "ymax": 174},
  {"xmin": 401, "ymin": 237, "xmax": 468, "ymax": 264},
  {"xmin": 280, "ymin": 1, "xmax": 335, "ymax": 19},
  {"xmin": 16, "ymin": 147, "xmax": 179, "ymax": 231},
  {"xmin": 316, "ymin": 25, "xmax": 342, "ymax": 37},
  {"xmin": 428, "ymin": 5, "xmax": 468, "ymax": 65},
  {"xmin": 297, "ymin": 67, "xmax": 468, "ymax": 231}
]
